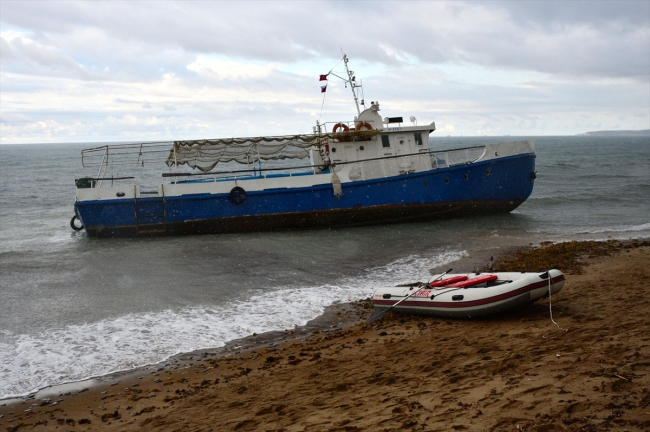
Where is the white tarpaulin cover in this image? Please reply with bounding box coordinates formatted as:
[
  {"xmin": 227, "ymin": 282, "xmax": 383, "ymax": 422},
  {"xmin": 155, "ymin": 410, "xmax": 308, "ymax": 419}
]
[{"xmin": 166, "ymin": 130, "xmax": 380, "ymax": 172}]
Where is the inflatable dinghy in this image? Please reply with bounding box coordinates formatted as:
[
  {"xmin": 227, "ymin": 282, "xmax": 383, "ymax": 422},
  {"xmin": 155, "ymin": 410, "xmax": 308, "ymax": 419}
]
[{"xmin": 371, "ymin": 270, "xmax": 565, "ymax": 318}]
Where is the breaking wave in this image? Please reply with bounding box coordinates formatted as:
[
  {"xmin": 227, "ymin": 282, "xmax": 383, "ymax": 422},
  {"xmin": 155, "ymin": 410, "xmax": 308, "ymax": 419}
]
[{"xmin": 0, "ymin": 250, "xmax": 467, "ymax": 399}]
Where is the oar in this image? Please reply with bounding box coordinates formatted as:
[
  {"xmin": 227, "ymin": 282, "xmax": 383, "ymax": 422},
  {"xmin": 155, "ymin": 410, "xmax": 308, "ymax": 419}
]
[
  {"xmin": 395, "ymin": 281, "xmax": 422, "ymax": 287},
  {"xmin": 367, "ymin": 268, "xmax": 453, "ymax": 323}
]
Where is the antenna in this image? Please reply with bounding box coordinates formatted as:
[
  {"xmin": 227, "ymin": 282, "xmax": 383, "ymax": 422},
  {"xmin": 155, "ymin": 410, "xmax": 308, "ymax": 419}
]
[{"xmin": 342, "ymin": 54, "xmax": 362, "ymax": 116}]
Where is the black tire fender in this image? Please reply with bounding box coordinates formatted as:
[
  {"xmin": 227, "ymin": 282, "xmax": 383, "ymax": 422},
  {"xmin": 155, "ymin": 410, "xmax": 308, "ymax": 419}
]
[
  {"xmin": 70, "ymin": 215, "xmax": 84, "ymax": 231},
  {"xmin": 229, "ymin": 186, "xmax": 247, "ymax": 205}
]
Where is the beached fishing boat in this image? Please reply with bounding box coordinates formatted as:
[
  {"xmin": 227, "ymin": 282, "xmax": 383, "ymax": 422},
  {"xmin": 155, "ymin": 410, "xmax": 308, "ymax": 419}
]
[
  {"xmin": 71, "ymin": 55, "xmax": 537, "ymax": 238},
  {"xmin": 370, "ymin": 270, "xmax": 565, "ymax": 319}
]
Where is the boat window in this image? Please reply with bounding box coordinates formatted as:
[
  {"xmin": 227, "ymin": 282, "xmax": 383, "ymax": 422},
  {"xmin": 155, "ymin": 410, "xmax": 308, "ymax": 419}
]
[
  {"xmin": 414, "ymin": 133, "xmax": 423, "ymax": 146},
  {"xmin": 381, "ymin": 135, "xmax": 390, "ymax": 148}
]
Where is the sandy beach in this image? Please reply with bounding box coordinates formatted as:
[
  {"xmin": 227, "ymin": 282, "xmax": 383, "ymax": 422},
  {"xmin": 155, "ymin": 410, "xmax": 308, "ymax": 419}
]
[{"xmin": 2, "ymin": 239, "xmax": 649, "ymax": 432}]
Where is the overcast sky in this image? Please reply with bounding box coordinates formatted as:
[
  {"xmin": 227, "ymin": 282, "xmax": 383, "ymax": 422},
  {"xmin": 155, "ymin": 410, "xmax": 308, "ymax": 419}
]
[{"xmin": 1, "ymin": 0, "xmax": 648, "ymax": 144}]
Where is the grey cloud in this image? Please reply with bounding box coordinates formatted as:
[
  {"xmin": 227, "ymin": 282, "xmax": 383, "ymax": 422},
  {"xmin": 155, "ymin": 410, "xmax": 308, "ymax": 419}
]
[
  {"xmin": 0, "ymin": 36, "xmax": 15, "ymax": 58},
  {"xmin": 4, "ymin": 36, "xmax": 110, "ymax": 81},
  {"xmin": 10, "ymin": 30, "xmax": 197, "ymax": 81},
  {"xmin": 1, "ymin": 1, "xmax": 646, "ymax": 80},
  {"xmin": 365, "ymin": 2, "xmax": 649, "ymax": 80},
  {"xmin": 115, "ymin": 98, "xmax": 141, "ymax": 105},
  {"xmin": 494, "ymin": 0, "xmax": 649, "ymax": 26},
  {"xmin": 1, "ymin": 0, "xmax": 648, "ymax": 142},
  {"xmin": 47, "ymin": 30, "xmax": 198, "ymax": 80},
  {"xmin": 12, "ymin": 37, "xmax": 79, "ymax": 69}
]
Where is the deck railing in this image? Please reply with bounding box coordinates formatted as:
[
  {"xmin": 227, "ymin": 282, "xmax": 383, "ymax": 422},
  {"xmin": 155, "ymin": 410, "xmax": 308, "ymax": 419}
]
[
  {"xmin": 80, "ymin": 146, "xmax": 488, "ymax": 188},
  {"xmin": 339, "ymin": 146, "xmax": 487, "ymax": 181}
]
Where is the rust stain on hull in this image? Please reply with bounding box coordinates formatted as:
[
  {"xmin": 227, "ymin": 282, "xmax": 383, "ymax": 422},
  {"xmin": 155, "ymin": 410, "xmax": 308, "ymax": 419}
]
[{"xmin": 86, "ymin": 200, "xmax": 524, "ymax": 238}]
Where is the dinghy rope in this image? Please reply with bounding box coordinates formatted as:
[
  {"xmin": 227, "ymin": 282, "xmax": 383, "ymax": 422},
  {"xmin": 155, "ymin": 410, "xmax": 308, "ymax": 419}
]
[{"xmin": 544, "ymin": 270, "xmax": 568, "ymax": 337}]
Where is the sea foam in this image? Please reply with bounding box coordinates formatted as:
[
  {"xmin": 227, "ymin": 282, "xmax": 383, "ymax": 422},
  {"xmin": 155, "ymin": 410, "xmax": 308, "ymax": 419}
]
[{"xmin": 0, "ymin": 250, "xmax": 466, "ymax": 399}]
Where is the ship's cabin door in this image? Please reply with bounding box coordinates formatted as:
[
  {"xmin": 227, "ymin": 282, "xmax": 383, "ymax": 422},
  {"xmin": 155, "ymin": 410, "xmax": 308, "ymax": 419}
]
[{"xmin": 392, "ymin": 134, "xmax": 416, "ymax": 173}]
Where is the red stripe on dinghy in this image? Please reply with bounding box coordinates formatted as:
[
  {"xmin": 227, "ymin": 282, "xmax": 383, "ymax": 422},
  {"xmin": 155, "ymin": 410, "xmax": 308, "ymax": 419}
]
[
  {"xmin": 429, "ymin": 275, "xmax": 468, "ymax": 287},
  {"xmin": 374, "ymin": 275, "xmax": 565, "ymax": 309},
  {"xmin": 446, "ymin": 274, "xmax": 497, "ymax": 288}
]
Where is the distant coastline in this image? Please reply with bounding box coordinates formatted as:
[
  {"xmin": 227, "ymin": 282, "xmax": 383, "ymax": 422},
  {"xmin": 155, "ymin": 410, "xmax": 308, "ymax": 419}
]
[{"xmin": 579, "ymin": 129, "xmax": 650, "ymax": 137}]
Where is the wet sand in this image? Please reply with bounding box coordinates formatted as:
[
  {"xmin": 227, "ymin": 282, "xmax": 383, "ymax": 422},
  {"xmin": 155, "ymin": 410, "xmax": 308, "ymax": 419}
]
[{"xmin": 2, "ymin": 240, "xmax": 650, "ymax": 431}]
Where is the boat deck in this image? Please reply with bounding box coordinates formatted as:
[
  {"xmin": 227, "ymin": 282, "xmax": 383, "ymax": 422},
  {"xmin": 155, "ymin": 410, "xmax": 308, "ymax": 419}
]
[{"xmin": 173, "ymin": 170, "xmax": 320, "ymax": 184}]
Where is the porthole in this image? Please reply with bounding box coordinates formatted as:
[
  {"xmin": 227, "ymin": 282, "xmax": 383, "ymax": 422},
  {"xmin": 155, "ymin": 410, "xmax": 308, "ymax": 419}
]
[
  {"xmin": 399, "ymin": 140, "xmax": 405, "ymax": 145},
  {"xmin": 444, "ymin": 178, "xmax": 450, "ymax": 184},
  {"xmin": 331, "ymin": 147, "xmax": 336, "ymax": 153},
  {"xmin": 486, "ymin": 169, "xmax": 491, "ymax": 176},
  {"xmin": 359, "ymin": 146, "xmax": 364, "ymax": 151},
  {"xmin": 463, "ymin": 174, "xmax": 469, "ymax": 180}
]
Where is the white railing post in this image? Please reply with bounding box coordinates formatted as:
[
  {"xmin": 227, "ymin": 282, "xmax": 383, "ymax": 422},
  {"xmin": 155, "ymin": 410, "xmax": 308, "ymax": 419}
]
[
  {"xmin": 173, "ymin": 143, "xmax": 178, "ymax": 184},
  {"xmin": 98, "ymin": 147, "xmax": 109, "ymax": 188}
]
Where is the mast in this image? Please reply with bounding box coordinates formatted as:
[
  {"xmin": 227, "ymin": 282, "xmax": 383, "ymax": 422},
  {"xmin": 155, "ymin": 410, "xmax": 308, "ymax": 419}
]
[{"xmin": 343, "ymin": 54, "xmax": 362, "ymax": 116}]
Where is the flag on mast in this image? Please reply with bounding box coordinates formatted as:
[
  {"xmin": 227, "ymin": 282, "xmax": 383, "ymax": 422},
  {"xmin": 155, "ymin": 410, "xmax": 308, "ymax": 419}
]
[{"xmin": 319, "ymin": 73, "xmax": 329, "ymax": 93}]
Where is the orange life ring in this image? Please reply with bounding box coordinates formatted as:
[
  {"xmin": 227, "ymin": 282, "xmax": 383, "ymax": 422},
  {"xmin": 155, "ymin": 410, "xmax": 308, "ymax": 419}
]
[
  {"xmin": 355, "ymin": 121, "xmax": 373, "ymax": 131},
  {"xmin": 332, "ymin": 123, "xmax": 350, "ymax": 133}
]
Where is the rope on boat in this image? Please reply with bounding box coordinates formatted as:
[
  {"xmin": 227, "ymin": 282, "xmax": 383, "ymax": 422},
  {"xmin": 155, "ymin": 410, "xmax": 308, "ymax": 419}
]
[{"xmin": 544, "ymin": 272, "xmax": 568, "ymax": 337}]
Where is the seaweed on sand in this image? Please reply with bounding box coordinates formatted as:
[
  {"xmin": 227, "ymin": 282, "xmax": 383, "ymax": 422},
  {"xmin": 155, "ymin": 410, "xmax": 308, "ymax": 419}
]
[{"xmin": 492, "ymin": 239, "xmax": 650, "ymax": 274}]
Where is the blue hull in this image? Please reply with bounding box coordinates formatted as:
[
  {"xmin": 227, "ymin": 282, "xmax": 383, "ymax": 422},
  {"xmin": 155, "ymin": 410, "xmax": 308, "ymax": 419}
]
[{"xmin": 75, "ymin": 153, "xmax": 535, "ymax": 237}]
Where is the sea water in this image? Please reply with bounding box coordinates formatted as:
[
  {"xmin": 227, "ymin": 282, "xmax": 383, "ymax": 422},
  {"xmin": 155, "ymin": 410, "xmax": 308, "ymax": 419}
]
[{"xmin": 0, "ymin": 136, "xmax": 648, "ymax": 399}]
